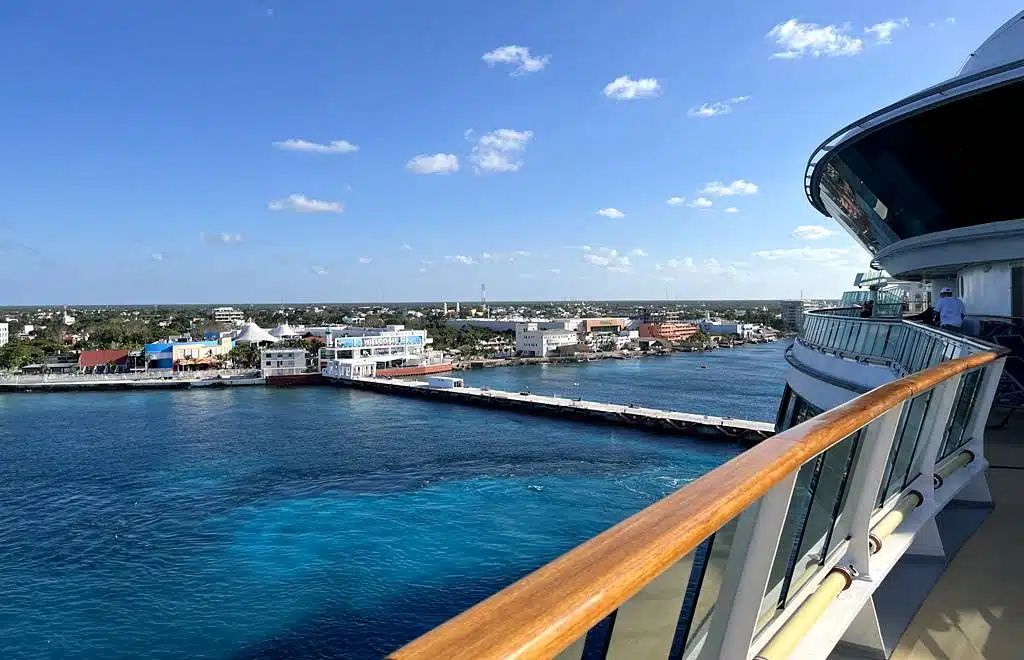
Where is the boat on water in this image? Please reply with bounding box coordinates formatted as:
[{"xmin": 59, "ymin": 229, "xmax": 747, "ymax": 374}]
[{"xmin": 391, "ymin": 13, "xmax": 1024, "ymax": 660}]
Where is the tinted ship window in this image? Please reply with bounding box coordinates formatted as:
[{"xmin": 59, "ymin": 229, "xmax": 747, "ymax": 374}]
[{"xmin": 817, "ymin": 79, "xmax": 1024, "ymax": 253}]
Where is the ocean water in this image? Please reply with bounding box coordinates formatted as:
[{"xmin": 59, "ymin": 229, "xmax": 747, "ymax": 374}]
[{"xmin": 0, "ymin": 342, "xmax": 787, "ymax": 659}]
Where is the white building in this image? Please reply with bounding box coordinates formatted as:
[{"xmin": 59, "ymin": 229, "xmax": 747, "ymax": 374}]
[
  {"xmin": 780, "ymin": 300, "xmax": 814, "ymax": 331},
  {"xmin": 212, "ymin": 306, "xmax": 245, "ymax": 324},
  {"xmin": 0, "ymin": 322, "xmax": 7, "ymax": 347},
  {"xmin": 515, "ymin": 323, "xmax": 579, "ymax": 357},
  {"xmin": 318, "ymin": 325, "xmax": 445, "ymax": 371},
  {"xmin": 700, "ymin": 319, "xmax": 762, "ymax": 338},
  {"xmin": 261, "ymin": 348, "xmax": 309, "ymax": 377}
]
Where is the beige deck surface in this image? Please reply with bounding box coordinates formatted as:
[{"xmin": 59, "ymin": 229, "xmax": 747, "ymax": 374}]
[{"xmin": 890, "ymin": 408, "xmax": 1024, "ymax": 660}]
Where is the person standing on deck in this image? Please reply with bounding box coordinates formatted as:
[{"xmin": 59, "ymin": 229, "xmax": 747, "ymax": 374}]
[{"xmin": 934, "ymin": 287, "xmax": 966, "ymax": 332}]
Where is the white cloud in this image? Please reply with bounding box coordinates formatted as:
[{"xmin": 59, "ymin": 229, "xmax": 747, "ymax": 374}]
[
  {"xmin": 268, "ymin": 194, "xmax": 344, "ymax": 213},
  {"xmin": 407, "ymin": 153, "xmax": 460, "ymax": 175},
  {"xmin": 688, "ymin": 197, "xmax": 713, "ymax": 208},
  {"xmin": 420, "ymin": 259, "xmax": 434, "ymax": 265},
  {"xmin": 419, "ymin": 267, "xmax": 427, "ymax": 273},
  {"xmin": 752, "ymin": 246, "xmax": 855, "ymax": 266},
  {"xmin": 446, "ymin": 255, "xmax": 477, "ymax": 265},
  {"xmin": 687, "ymin": 95, "xmax": 750, "ymax": 119},
  {"xmin": 273, "ymin": 138, "xmax": 359, "ymax": 154},
  {"xmin": 658, "ymin": 257, "xmax": 697, "ymax": 272},
  {"xmin": 945, "ymin": 17, "xmax": 956, "ymax": 25},
  {"xmin": 603, "ymin": 75, "xmax": 661, "ymax": 100},
  {"xmin": 150, "ymin": 252, "xmax": 164, "ymax": 262},
  {"xmin": 399, "ymin": 244, "xmax": 412, "ymax": 251},
  {"xmin": 200, "ymin": 232, "xmax": 243, "ymax": 243},
  {"xmin": 865, "ymin": 18, "xmax": 909, "ymax": 44},
  {"xmin": 514, "ymin": 250, "xmax": 532, "ymax": 257},
  {"xmin": 549, "ymin": 268, "xmax": 561, "ymax": 275},
  {"xmin": 310, "ymin": 265, "xmax": 328, "ymax": 276},
  {"xmin": 665, "ymin": 196, "xmax": 685, "ymax": 206},
  {"xmin": 767, "ymin": 19, "xmax": 863, "ymax": 59},
  {"xmin": 470, "ymin": 129, "xmax": 533, "ymax": 173},
  {"xmin": 793, "ymin": 225, "xmax": 836, "ymax": 240},
  {"xmin": 630, "ymin": 248, "xmax": 648, "ymax": 257},
  {"xmin": 519, "ymin": 273, "xmax": 534, "ymax": 279},
  {"xmin": 596, "ymin": 207, "xmax": 625, "ymax": 218},
  {"xmin": 358, "ymin": 256, "xmax": 372, "ymax": 264},
  {"xmin": 480, "ymin": 252, "xmax": 494, "ymax": 260},
  {"xmin": 688, "ymin": 102, "xmax": 732, "ymax": 118},
  {"xmin": 482, "ymin": 45, "xmax": 550, "ymax": 75},
  {"xmin": 583, "ymin": 247, "xmax": 632, "ymax": 272},
  {"xmin": 725, "ymin": 207, "xmax": 740, "ymax": 213},
  {"xmin": 700, "ymin": 180, "xmax": 758, "ymax": 196}
]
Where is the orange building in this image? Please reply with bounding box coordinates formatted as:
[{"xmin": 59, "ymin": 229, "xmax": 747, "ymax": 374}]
[{"xmin": 638, "ymin": 322, "xmax": 699, "ymax": 342}]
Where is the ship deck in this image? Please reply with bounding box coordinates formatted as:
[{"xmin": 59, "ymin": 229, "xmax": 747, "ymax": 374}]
[{"xmin": 889, "ymin": 406, "xmax": 1024, "ymax": 659}]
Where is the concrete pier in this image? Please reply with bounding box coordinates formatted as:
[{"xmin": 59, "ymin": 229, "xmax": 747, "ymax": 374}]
[{"xmin": 328, "ymin": 376, "xmax": 775, "ymax": 445}]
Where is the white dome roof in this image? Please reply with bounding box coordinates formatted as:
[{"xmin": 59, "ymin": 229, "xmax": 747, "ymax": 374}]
[
  {"xmin": 957, "ymin": 12, "xmax": 1024, "ymax": 78},
  {"xmin": 270, "ymin": 322, "xmax": 299, "ymax": 338},
  {"xmin": 234, "ymin": 321, "xmax": 279, "ymax": 344}
]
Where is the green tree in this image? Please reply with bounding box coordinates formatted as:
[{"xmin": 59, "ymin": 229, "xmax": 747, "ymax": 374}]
[{"xmin": 227, "ymin": 344, "xmax": 261, "ymax": 369}]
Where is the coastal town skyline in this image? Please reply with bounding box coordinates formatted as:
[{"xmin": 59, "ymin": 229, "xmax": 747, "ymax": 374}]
[{"xmin": 2, "ymin": 1, "xmax": 1012, "ymax": 304}]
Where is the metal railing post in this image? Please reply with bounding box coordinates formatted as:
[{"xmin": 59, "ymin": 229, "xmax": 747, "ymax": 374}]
[
  {"xmin": 699, "ymin": 472, "xmax": 798, "ymax": 660},
  {"xmin": 839, "ymin": 405, "xmax": 904, "ymax": 575}
]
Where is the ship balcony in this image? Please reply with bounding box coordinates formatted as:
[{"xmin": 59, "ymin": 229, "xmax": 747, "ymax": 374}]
[{"xmin": 389, "ymin": 314, "xmax": 1013, "ymax": 660}]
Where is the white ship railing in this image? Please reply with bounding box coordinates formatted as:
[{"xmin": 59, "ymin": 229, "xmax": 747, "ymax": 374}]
[
  {"xmin": 799, "ymin": 308, "xmax": 997, "ymax": 376},
  {"xmin": 389, "ymin": 344, "xmax": 1006, "ymax": 659}
]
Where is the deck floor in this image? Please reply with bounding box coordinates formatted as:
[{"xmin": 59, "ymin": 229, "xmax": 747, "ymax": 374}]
[{"xmin": 890, "ymin": 407, "xmax": 1024, "ymax": 659}]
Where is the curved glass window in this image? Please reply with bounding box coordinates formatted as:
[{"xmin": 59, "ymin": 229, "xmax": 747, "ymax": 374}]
[{"xmin": 816, "ymin": 79, "xmax": 1024, "ymax": 253}]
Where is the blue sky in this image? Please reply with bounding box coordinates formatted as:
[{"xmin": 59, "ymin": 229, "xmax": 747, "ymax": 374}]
[{"xmin": 0, "ymin": 1, "xmax": 1017, "ymax": 304}]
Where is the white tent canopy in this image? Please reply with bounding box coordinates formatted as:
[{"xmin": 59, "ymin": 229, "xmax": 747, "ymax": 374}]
[
  {"xmin": 234, "ymin": 321, "xmax": 279, "ymax": 344},
  {"xmin": 270, "ymin": 322, "xmax": 299, "ymax": 338}
]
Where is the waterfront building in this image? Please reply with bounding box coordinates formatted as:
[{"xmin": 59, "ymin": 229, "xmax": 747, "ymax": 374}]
[
  {"xmin": 779, "ymin": 299, "xmax": 814, "ymax": 331},
  {"xmin": 0, "ymin": 322, "xmax": 7, "ymax": 347},
  {"xmin": 78, "ymin": 349, "xmax": 130, "ymax": 374},
  {"xmin": 514, "ymin": 322, "xmax": 579, "ymax": 357},
  {"xmin": 317, "ymin": 325, "xmax": 448, "ymax": 375},
  {"xmin": 638, "ymin": 322, "xmax": 699, "ymax": 342},
  {"xmin": 260, "ymin": 348, "xmax": 308, "ymax": 377},
  {"xmin": 397, "ymin": 14, "xmax": 1024, "ymax": 660},
  {"xmin": 144, "ymin": 337, "xmax": 234, "ymax": 370},
  {"xmin": 211, "ymin": 306, "xmax": 244, "ymax": 324}
]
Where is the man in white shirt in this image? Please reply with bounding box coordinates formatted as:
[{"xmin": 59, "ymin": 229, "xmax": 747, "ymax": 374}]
[{"xmin": 934, "ymin": 287, "xmax": 966, "ymax": 331}]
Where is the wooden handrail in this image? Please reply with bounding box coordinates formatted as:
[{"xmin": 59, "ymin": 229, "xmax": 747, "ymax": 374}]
[{"xmin": 389, "ymin": 350, "xmax": 1002, "ymax": 660}]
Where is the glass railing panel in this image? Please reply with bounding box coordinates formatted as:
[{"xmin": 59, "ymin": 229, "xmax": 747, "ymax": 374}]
[
  {"xmin": 940, "ymin": 369, "xmax": 983, "ymax": 460},
  {"xmin": 754, "ymin": 430, "xmax": 860, "ymax": 633},
  {"xmin": 878, "ymin": 390, "xmax": 933, "ymax": 504},
  {"xmin": 670, "ymin": 518, "xmax": 739, "ymax": 657},
  {"xmin": 782, "ymin": 431, "xmax": 863, "ymax": 602},
  {"xmin": 756, "ymin": 457, "xmax": 821, "ymax": 630},
  {"xmin": 855, "ymin": 324, "xmax": 875, "ymax": 354}
]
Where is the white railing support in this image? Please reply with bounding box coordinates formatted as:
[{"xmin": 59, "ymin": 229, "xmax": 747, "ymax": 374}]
[
  {"xmin": 841, "ymin": 405, "xmax": 904, "ymax": 575},
  {"xmin": 699, "ymin": 472, "xmax": 798, "ymax": 660}
]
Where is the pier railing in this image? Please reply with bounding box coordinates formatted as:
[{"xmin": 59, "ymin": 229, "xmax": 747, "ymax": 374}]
[{"xmin": 389, "ymin": 348, "xmax": 1006, "ymax": 660}]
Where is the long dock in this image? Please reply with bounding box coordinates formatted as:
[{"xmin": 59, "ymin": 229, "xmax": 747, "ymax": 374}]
[{"xmin": 329, "ymin": 376, "xmax": 775, "ymax": 445}]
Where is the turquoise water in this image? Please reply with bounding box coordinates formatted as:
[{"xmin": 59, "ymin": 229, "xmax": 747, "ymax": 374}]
[{"xmin": 0, "ymin": 343, "xmax": 787, "ymax": 659}]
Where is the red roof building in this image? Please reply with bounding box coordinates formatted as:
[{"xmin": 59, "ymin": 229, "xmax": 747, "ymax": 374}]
[{"xmin": 78, "ymin": 349, "xmax": 130, "ymax": 371}]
